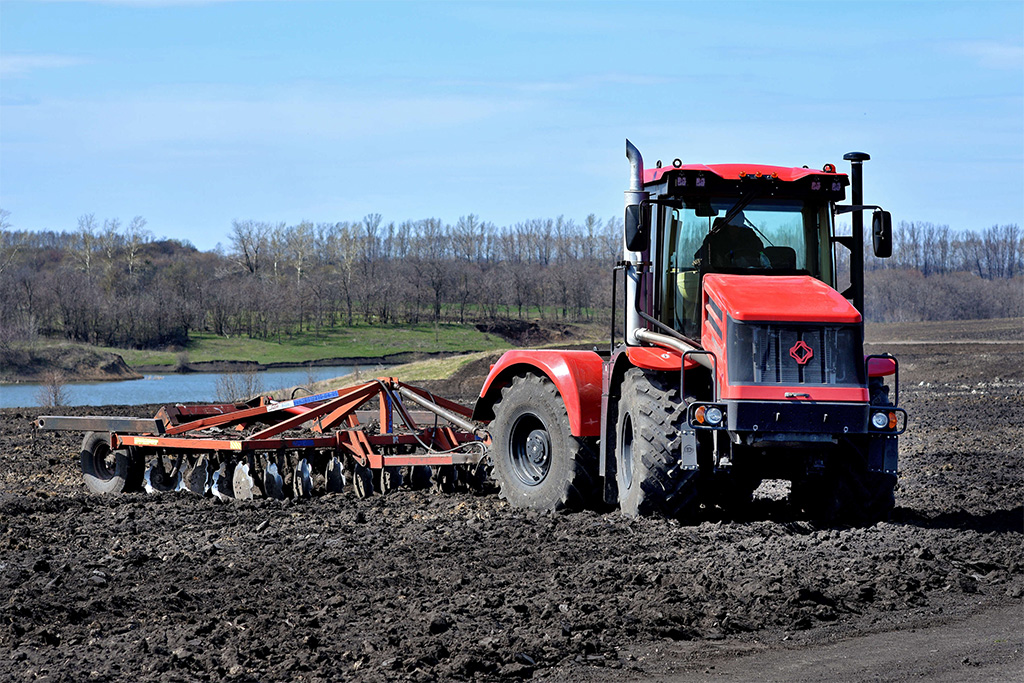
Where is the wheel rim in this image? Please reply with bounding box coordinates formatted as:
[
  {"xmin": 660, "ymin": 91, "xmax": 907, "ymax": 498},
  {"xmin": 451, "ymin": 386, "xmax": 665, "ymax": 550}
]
[
  {"xmin": 90, "ymin": 443, "xmax": 117, "ymax": 481},
  {"xmin": 620, "ymin": 413, "xmax": 634, "ymax": 490},
  {"xmin": 509, "ymin": 414, "xmax": 551, "ymax": 486}
]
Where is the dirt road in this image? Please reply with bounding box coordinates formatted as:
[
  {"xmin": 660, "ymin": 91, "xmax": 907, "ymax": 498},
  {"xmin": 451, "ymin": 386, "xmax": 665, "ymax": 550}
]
[{"xmin": 1, "ymin": 320, "xmax": 1021, "ymax": 682}]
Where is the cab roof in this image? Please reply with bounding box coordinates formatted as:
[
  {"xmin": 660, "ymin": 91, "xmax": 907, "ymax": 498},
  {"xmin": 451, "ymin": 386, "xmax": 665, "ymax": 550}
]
[{"xmin": 643, "ymin": 163, "xmax": 847, "ymax": 186}]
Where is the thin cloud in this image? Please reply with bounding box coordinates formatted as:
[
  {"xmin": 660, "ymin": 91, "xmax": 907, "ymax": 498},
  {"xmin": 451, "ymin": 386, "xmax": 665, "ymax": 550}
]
[
  {"xmin": 3, "ymin": 86, "xmax": 522, "ymax": 154},
  {"xmin": 0, "ymin": 54, "xmax": 87, "ymax": 77},
  {"xmin": 421, "ymin": 73, "xmax": 679, "ymax": 94},
  {"xmin": 951, "ymin": 40, "xmax": 1024, "ymax": 70},
  {"xmin": 24, "ymin": 1, "xmax": 250, "ymax": 5}
]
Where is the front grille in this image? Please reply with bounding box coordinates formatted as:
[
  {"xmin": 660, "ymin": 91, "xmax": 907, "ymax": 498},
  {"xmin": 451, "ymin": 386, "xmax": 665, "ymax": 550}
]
[{"xmin": 728, "ymin": 320, "xmax": 863, "ymax": 386}]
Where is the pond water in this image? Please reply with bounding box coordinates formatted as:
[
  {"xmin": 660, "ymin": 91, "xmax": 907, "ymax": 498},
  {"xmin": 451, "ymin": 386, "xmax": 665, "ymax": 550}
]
[{"xmin": 0, "ymin": 365, "xmax": 377, "ymax": 408}]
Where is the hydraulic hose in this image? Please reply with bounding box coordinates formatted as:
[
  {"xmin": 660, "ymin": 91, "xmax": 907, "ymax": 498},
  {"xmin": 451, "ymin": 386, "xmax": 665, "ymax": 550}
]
[{"xmin": 396, "ymin": 386, "xmax": 490, "ymax": 440}]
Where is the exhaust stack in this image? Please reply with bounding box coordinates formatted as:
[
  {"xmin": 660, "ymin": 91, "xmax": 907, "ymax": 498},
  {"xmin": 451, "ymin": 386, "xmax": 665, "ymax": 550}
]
[
  {"xmin": 626, "ymin": 139, "xmax": 644, "ymax": 193},
  {"xmin": 843, "ymin": 151, "xmax": 869, "ymax": 315},
  {"xmin": 623, "ymin": 140, "xmax": 649, "ymax": 345}
]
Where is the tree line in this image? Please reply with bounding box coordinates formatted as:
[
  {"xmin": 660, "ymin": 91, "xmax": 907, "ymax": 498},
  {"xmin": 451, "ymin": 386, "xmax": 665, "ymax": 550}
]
[
  {"xmin": 861, "ymin": 221, "xmax": 1023, "ymax": 322},
  {"xmin": 0, "ymin": 208, "xmax": 1020, "ymax": 353},
  {"xmin": 0, "ymin": 211, "xmax": 622, "ymax": 350}
]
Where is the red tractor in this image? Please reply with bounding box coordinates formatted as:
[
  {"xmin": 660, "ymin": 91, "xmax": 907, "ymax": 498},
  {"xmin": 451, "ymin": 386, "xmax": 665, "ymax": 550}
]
[
  {"xmin": 476, "ymin": 141, "xmax": 905, "ymax": 524},
  {"xmin": 39, "ymin": 141, "xmax": 904, "ymax": 524}
]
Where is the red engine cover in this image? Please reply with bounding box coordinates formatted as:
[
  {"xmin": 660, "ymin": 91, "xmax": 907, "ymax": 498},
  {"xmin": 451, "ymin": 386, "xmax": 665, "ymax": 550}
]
[
  {"xmin": 702, "ymin": 274, "xmax": 867, "ymax": 402},
  {"xmin": 703, "ymin": 274, "xmax": 861, "ymax": 324}
]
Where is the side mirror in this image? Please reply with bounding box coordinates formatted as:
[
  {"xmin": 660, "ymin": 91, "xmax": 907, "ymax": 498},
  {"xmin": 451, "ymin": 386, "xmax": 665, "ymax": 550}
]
[
  {"xmin": 872, "ymin": 210, "xmax": 892, "ymax": 258},
  {"xmin": 625, "ymin": 202, "xmax": 651, "ymax": 252}
]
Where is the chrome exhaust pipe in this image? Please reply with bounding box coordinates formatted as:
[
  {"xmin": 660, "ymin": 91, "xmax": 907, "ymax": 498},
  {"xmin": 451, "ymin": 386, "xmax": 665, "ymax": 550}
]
[
  {"xmin": 623, "ymin": 140, "xmax": 648, "ymax": 345},
  {"xmin": 626, "ymin": 139, "xmax": 644, "ymax": 193}
]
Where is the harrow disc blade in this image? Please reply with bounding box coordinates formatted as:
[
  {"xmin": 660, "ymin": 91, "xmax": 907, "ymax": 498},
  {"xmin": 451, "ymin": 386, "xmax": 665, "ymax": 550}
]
[
  {"xmin": 379, "ymin": 466, "xmax": 403, "ymax": 494},
  {"xmin": 182, "ymin": 455, "xmax": 211, "ymax": 496},
  {"xmin": 264, "ymin": 462, "xmax": 285, "ymax": 500},
  {"xmin": 294, "ymin": 458, "xmax": 313, "ymax": 498},
  {"xmin": 232, "ymin": 462, "xmax": 259, "ymax": 500},
  {"xmin": 432, "ymin": 464, "xmax": 458, "ymax": 494},
  {"xmin": 352, "ymin": 462, "xmax": 373, "ymax": 499},
  {"xmin": 211, "ymin": 466, "xmax": 234, "ymax": 501},
  {"xmin": 464, "ymin": 461, "xmax": 493, "ymax": 493},
  {"xmin": 144, "ymin": 463, "xmax": 180, "ymax": 494},
  {"xmin": 408, "ymin": 465, "xmax": 433, "ymax": 491},
  {"xmin": 325, "ymin": 456, "xmax": 346, "ymax": 494}
]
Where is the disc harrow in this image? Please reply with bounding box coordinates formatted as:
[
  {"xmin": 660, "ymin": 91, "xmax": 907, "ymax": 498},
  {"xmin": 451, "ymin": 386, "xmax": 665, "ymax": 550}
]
[{"xmin": 37, "ymin": 378, "xmax": 491, "ymax": 501}]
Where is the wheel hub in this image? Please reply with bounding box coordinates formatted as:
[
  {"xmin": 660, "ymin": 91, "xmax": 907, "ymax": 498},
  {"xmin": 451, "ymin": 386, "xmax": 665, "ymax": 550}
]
[
  {"xmin": 509, "ymin": 416, "xmax": 551, "ymax": 487},
  {"xmin": 526, "ymin": 430, "xmax": 548, "ymax": 464}
]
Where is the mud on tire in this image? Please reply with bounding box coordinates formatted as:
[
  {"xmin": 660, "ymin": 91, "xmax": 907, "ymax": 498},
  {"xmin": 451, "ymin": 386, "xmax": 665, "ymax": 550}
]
[
  {"xmin": 489, "ymin": 374, "xmax": 596, "ymax": 511},
  {"xmin": 615, "ymin": 368, "xmax": 701, "ymax": 519}
]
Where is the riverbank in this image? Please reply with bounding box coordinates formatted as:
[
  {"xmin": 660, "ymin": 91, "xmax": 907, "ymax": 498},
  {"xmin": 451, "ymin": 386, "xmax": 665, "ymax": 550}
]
[
  {"xmin": 0, "ymin": 346, "xmax": 141, "ymax": 384},
  {"xmin": 132, "ymin": 350, "xmax": 459, "ymax": 376},
  {"xmin": 2, "ymin": 319, "xmax": 605, "ymax": 384}
]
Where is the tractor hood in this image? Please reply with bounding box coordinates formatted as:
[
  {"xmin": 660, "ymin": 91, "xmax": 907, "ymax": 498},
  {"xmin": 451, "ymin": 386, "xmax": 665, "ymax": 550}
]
[{"xmin": 703, "ymin": 274, "xmax": 861, "ymax": 324}]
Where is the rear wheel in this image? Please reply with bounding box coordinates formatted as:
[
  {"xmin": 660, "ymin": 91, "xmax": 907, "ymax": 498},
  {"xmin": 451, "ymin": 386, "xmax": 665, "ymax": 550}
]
[
  {"xmin": 837, "ymin": 469, "xmax": 896, "ymax": 525},
  {"xmin": 615, "ymin": 368, "xmax": 702, "ymax": 519},
  {"xmin": 490, "ymin": 374, "xmax": 595, "ymax": 511},
  {"xmin": 80, "ymin": 431, "xmax": 143, "ymax": 495},
  {"xmin": 792, "ymin": 444, "xmax": 896, "ymax": 526}
]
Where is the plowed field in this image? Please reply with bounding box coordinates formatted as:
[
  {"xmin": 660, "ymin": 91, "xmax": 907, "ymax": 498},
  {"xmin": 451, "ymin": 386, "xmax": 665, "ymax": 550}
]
[{"xmin": 2, "ymin": 319, "xmax": 1022, "ymax": 682}]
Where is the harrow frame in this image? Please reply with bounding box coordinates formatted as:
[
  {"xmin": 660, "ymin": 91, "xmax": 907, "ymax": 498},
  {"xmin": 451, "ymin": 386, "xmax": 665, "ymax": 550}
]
[{"xmin": 37, "ymin": 378, "xmax": 490, "ymax": 496}]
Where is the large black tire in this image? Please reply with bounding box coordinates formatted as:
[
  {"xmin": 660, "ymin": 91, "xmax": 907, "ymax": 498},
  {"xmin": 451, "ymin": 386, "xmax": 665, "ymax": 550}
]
[
  {"xmin": 792, "ymin": 444, "xmax": 896, "ymax": 526},
  {"xmin": 489, "ymin": 374, "xmax": 595, "ymax": 511},
  {"xmin": 710, "ymin": 470, "xmax": 763, "ymax": 518},
  {"xmin": 80, "ymin": 431, "xmax": 143, "ymax": 495},
  {"xmin": 834, "ymin": 459, "xmax": 896, "ymax": 526},
  {"xmin": 615, "ymin": 368, "xmax": 702, "ymax": 519}
]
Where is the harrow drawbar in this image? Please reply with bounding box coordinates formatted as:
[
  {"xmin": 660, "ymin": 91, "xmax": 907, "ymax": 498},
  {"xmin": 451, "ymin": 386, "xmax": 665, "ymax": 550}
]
[{"xmin": 37, "ymin": 378, "xmax": 491, "ymax": 500}]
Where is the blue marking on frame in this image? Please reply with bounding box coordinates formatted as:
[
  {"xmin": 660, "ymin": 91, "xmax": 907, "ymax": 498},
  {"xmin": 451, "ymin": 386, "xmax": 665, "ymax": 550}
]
[{"xmin": 293, "ymin": 390, "xmax": 341, "ymax": 407}]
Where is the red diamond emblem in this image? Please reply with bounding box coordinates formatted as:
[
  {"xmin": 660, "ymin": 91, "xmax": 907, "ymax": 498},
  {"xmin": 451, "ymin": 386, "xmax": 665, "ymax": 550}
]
[{"xmin": 789, "ymin": 340, "xmax": 814, "ymax": 365}]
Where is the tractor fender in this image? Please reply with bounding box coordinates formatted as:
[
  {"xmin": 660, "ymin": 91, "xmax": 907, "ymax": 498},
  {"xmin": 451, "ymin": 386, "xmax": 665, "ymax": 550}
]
[
  {"xmin": 472, "ymin": 349, "xmax": 604, "ymax": 437},
  {"xmin": 625, "ymin": 346, "xmax": 701, "ymax": 372},
  {"xmin": 599, "ymin": 347, "xmax": 640, "ymax": 492}
]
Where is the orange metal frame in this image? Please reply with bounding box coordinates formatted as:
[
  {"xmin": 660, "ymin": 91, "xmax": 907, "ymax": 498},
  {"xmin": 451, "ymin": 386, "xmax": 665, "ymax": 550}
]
[{"xmin": 111, "ymin": 378, "xmax": 482, "ymax": 468}]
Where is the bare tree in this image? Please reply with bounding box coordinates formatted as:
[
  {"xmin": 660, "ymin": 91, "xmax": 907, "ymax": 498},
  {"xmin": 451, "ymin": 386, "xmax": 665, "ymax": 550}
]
[
  {"xmin": 74, "ymin": 213, "xmax": 99, "ymax": 276},
  {"xmin": 214, "ymin": 367, "xmax": 264, "ymax": 402},
  {"xmin": 0, "ymin": 208, "xmax": 18, "ymax": 275},
  {"xmin": 36, "ymin": 370, "xmax": 70, "ymax": 407},
  {"xmin": 124, "ymin": 215, "xmax": 151, "ymax": 277},
  {"xmin": 230, "ymin": 219, "xmax": 272, "ymax": 276}
]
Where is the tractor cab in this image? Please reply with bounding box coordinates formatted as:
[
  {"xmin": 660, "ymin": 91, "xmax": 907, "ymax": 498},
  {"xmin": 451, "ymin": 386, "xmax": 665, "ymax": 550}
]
[
  {"xmin": 638, "ymin": 163, "xmax": 848, "ymax": 341},
  {"xmin": 473, "ymin": 140, "xmax": 903, "ymax": 526}
]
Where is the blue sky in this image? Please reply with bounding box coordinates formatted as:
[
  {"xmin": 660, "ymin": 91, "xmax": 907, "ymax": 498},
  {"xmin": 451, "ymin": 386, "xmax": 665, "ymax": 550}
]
[{"xmin": 1, "ymin": 0, "xmax": 1021, "ymax": 250}]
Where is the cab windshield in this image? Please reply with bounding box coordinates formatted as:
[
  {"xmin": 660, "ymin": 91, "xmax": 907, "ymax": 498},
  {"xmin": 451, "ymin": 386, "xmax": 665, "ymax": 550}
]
[{"xmin": 658, "ymin": 198, "xmax": 833, "ymax": 338}]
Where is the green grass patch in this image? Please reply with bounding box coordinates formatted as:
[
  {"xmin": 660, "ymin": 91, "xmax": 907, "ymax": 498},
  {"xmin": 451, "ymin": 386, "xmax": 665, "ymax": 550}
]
[
  {"xmin": 268, "ymin": 350, "xmax": 500, "ymax": 400},
  {"xmin": 94, "ymin": 322, "xmax": 509, "ymax": 367}
]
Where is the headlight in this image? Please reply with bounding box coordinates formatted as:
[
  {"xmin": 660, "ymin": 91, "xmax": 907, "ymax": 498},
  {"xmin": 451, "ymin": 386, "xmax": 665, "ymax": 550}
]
[
  {"xmin": 693, "ymin": 405, "xmax": 725, "ymax": 427},
  {"xmin": 705, "ymin": 407, "xmax": 724, "ymax": 426},
  {"xmin": 871, "ymin": 411, "xmax": 889, "ymax": 429}
]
